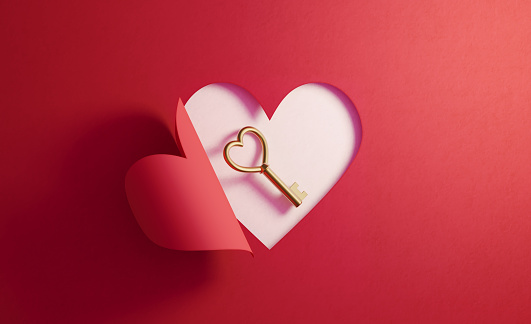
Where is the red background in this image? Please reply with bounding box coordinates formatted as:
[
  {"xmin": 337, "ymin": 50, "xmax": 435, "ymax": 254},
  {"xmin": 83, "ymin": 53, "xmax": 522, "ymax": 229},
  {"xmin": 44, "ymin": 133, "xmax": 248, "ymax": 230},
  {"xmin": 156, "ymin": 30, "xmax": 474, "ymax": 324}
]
[{"xmin": 2, "ymin": 1, "xmax": 531, "ymax": 323}]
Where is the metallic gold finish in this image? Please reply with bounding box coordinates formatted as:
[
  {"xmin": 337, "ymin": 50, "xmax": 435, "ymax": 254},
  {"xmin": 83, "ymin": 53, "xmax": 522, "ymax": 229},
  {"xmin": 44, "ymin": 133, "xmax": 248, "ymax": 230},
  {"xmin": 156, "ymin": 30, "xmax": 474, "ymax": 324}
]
[
  {"xmin": 261, "ymin": 164, "xmax": 305, "ymax": 207},
  {"xmin": 289, "ymin": 182, "xmax": 308, "ymax": 201},
  {"xmin": 223, "ymin": 126, "xmax": 268, "ymax": 173},
  {"xmin": 223, "ymin": 126, "xmax": 308, "ymax": 208}
]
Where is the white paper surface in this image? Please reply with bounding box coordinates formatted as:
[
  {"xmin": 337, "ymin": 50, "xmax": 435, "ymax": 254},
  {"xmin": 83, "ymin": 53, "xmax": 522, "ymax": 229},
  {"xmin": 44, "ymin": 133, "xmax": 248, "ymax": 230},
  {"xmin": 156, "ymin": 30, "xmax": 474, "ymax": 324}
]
[{"xmin": 186, "ymin": 83, "xmax": 361, "ymax": 248}]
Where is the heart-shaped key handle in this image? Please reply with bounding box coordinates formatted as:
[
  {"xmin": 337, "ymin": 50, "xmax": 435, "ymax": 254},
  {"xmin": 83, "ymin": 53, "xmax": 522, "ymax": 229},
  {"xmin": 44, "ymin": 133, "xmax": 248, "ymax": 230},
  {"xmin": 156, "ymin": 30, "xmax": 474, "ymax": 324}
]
[
  {"xmin": 223, "ymin": 126, "xmax": 307, "ymax": 207},
  {"xmin": 223, "ymin": 126, "xmax": 269, "ymax": 173}
]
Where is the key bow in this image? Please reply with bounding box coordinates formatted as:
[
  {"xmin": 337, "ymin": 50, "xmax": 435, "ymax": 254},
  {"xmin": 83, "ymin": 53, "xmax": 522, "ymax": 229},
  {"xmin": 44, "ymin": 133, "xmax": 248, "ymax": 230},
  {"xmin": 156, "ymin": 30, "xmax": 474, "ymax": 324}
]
[{"xmin": 223, "ymin": 126, "xmax": 269, "ymax": 173}]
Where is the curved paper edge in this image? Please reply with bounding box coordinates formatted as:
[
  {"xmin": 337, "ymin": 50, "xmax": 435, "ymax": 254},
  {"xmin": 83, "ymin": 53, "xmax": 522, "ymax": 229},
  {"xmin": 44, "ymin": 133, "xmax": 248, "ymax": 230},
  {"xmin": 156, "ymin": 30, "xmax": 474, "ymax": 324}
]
[
  {"xmin": 173, "ymin": 98, "xmax": 192, "ymax": 158},
  {"xmin": 125, "ymin": 100, "xmax": 252, "ymax": 254},
  {"xmin": 186, "ymin": 83, "xmax": 361, "ymax": 249}
]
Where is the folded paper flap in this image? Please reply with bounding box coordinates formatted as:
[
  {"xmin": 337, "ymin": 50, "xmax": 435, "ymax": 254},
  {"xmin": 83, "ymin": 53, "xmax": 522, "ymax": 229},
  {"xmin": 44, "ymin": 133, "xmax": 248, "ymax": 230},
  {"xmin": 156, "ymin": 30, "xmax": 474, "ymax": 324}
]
[
  {"xmin": 174, "ymin": 98, "xmax": 202, "ymax": 160},
  {"xmin": 125, "ymin": 100, "xmax": 251, "ymax": 253}
]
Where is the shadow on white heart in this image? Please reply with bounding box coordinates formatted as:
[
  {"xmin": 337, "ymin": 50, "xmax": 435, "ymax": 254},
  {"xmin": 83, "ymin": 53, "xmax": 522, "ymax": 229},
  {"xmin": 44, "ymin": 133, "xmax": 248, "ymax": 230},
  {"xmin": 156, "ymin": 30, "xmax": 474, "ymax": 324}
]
[{"xmin": 186, "ymin": 83, "xmax": 362, "ymax": 248}]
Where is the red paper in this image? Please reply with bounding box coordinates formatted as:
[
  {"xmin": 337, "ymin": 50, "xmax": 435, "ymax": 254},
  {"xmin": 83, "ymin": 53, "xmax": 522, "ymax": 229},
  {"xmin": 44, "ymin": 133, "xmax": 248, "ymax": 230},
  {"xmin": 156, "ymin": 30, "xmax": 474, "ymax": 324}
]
[
  {"xmin": 126, "ymin": 99, "xmax": 251, "ymax": 252},
  {"xmin": 2, "ymin": 1, "xmax": 531, "ymax": 323}
]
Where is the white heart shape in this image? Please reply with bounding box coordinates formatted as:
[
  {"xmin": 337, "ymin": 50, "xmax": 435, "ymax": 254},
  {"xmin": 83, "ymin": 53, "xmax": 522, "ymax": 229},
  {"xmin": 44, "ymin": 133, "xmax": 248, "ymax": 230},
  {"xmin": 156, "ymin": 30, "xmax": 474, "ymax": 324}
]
[{"xmin": 186, "ymin": 83, "xmax": 362, "ymax": 248}]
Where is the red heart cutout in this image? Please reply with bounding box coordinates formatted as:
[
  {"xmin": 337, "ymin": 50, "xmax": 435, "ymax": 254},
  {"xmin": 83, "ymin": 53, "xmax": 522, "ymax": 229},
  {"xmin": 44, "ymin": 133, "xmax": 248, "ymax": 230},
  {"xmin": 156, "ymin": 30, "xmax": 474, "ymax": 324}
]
[{"xmin": 125, "ymin": 99, "xmax": 251, "ymax": 252}]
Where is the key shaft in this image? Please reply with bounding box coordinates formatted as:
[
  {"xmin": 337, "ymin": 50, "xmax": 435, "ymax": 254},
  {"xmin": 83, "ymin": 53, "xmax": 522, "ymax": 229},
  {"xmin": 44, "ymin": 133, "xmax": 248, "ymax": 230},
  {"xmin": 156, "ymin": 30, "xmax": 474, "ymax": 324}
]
[{"xmin": 261, "ymin": 164, "xmax": 304, "ymax": 207}]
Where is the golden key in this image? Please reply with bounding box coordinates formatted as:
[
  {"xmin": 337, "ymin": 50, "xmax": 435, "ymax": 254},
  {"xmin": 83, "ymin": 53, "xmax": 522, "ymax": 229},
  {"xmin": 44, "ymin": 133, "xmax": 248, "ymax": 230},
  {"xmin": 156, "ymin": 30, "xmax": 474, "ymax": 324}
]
[{"xmin": 223, "ymin": 126, "xmax": 308, "ymax": 207}]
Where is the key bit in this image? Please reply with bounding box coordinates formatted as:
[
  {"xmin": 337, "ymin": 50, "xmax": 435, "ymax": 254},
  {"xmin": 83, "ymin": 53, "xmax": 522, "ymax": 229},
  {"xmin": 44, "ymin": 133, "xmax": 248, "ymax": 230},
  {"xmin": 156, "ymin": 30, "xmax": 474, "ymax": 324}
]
[{"xmin": 289, "ymin": 182, "xmax": 308, "ymax": 201}]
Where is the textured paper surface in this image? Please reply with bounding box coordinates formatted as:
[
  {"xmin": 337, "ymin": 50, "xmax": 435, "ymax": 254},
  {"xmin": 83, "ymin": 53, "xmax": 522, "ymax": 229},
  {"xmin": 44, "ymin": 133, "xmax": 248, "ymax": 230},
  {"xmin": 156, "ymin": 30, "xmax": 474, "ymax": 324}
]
[
  {"xmin": 2, "ymin": 1, "xmax": 531, "ymax": 323},
  {"xmin": 125, "ymin": 100, "xmax": 251, "ymax": 252},
  {"xmin": 186, "ymin": 83, "xmax": 361, "ymax": 248}
]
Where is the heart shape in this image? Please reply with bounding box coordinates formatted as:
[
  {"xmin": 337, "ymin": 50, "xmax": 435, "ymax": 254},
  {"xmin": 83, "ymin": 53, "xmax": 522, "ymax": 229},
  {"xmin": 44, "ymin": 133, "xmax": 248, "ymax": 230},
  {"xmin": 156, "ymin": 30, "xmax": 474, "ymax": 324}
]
[
  {"xmin": 125, "ymin": 99, "xmax": 251, "ymax": 252},
  {"xmin": 223, "ymin": 126, "xmax": 269, "ymax": 173},
  {"xmin": 186, "ymin": 83, "xmax": 362, "ymax": 248}
]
